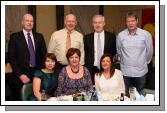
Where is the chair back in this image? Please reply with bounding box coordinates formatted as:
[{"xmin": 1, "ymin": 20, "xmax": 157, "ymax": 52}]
[{"xmin": 22, "ymin": 83, "xmax": 33, "ymax": 101}]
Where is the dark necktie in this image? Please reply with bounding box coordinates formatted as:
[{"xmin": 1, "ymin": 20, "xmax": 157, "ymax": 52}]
[{"xmin": 27, "ymin": 32, "xmax": 36, "ymax": 67}]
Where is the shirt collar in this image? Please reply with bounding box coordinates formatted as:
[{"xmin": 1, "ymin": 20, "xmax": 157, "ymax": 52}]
[
  {"xmin": 23, "ymin": 29, "xmax": 33, "ymax": 36},
  {"xmin": 64, "ymin": 28, "xmax": 74, "ymax": 34},
  {"xmin": 127, "ymin": 28, "xmax": 138, "ymax": 36},
  {"xmin": 95, "ymin": 30, "xmax": 104, "ymax": 36}
]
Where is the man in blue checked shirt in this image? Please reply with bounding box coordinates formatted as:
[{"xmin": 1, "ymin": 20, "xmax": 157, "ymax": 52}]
[{"xmin": 116, "ymin": 12, "xmax": 153, "ymax": 94}]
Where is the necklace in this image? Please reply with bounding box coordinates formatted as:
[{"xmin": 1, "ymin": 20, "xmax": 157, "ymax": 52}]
[{"xmin": 71, "ymin": 66, "xmax": 79, "ymax": 74}]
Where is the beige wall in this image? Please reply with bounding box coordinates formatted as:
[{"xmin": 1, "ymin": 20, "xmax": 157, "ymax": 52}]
[
  {"xmin": 36, "ymin": 5, "xmax": 56, "ymax": 47},
  {"xmin": 104, "ymin": 5, "xmax": 154, "ymax": 35},
  {"xmin": 36, "ymin": 5, "xmax": 72, "ymax": 47}
]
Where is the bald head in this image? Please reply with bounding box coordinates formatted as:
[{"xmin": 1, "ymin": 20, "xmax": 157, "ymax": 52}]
[
  {"xmin": 65, "ymin": 14, "xmax": 76, "ymax": 21},
  {"xmin": 22, "ymin": 14, "xmax": 34, "ymax": 32},
  {"xmin": 64, "ymin": 14, "xmax": 77, "ymax": 31}
]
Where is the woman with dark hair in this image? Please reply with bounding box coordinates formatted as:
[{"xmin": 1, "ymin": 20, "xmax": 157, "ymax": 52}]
[
  {"xmin": 95, "ymin": 54, "xmax": 125, "ymax": 99},
  {"xmin": 55, "ymin": 48, "xmax": 92, "ymax": 96},
  {"xmin": 29, "ymin": 53, "xmax": 60, "ymax": 101}
]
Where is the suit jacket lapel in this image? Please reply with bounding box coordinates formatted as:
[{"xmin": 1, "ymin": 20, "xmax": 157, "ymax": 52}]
[
  {"xmin": 91, "ymin": 33, "xmax": 95, "ymax": 56},
  {"xmin": 32, "ymin": 31, "xmax": 37, "ymax": 52},
  {"xmin": 104, "ymin": 31, "xmax": 108, "ymax": 53},
  {"xmin": 20, "ymin": 31, "xmax": 29, "ymax": 51},
  {"xmin": 20, "ymin": 31, "xmax": 30, "ymax": 60}
]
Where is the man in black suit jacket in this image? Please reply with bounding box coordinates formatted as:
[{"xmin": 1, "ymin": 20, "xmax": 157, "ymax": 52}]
[
  {"xmin": 8, "ymin": 14, "xmax": 47, "ymax": 100},
  {"xmin": 84, "ymin": 15, "xmax": 116, "ymax": 84}
]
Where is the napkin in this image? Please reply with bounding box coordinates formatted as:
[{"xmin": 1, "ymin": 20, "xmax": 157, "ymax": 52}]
[{"xmin": 135, "ymin": 90, "xmax": 145, "ymax": 101}]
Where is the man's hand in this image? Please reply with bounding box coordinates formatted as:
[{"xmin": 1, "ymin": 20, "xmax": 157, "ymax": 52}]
[{"xmin": 19, "ymin": 74, "xmax": 30, "ymax": 84}]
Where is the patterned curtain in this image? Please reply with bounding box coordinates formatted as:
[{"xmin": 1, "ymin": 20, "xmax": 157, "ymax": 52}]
[
  {"xmin": 56, "ymin": 5, "xmax": 64, "ymax": 30},
  {"xmin": 71, "ymin": 5, "xmax": 99, "ymax": 35},
  {"xmin": 99, "ymin": 5, "xmax": 104, "ymax": 15},
  {"xmin": 5, "ymin": 5, "xmax": 28, "ymax": 52},
  {"xmin": 28, "ymin": 5, "xmax": 36, "ymax": 31}
]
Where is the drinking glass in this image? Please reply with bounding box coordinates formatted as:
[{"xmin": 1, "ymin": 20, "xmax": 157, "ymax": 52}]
[
  {"xmin": 84, "ymin": 91, "xmax": 92, "ymax": 101},
  {"xmin": 145, "ymin": 94, "xmax": 155, "ymax": 101},
  {"xmin": 129, "ymin": 87, "xmax": 136, "ymax": 101}
]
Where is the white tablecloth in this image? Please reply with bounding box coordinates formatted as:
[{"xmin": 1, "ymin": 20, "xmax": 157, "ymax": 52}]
[{"xmin": 47, "ymin": 95, "xmax": 73, "ymax": 101}]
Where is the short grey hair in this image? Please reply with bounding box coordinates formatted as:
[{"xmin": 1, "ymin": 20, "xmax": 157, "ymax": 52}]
[{"xmin": 92, "ymin": 14, "xmax": 105, "ymax": 22}]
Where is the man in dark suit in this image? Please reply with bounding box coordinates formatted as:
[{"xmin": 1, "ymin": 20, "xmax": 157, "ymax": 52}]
[
  {"xmin": 8, "ymin": 14, "xmax": 47, "ymax": 100},
  {"xmin": 84, "ymin": 15, "xmax": 116, "ymax": 84}
]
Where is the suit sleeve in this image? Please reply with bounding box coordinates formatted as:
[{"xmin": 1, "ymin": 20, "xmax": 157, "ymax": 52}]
[
  {"xmin": 40, "ymin": 33, "xmax": 47, "ymax": 61},
  {"xmin": 83, "ymin": 36, "xmax": 87, "ymax": 66},
  {"xmin": 8, "ymin": 34, "xmax": 22, "ymax": 77},
  {"xmin": 116, "ymin": 34, "xmax": 121, "ymax": 57},
  {"xmin": 111, "ymin": 33, "xmax": 117, "ymax": 56}
]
